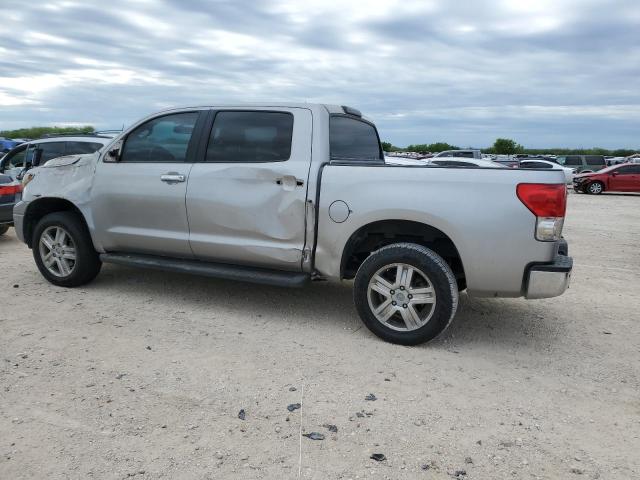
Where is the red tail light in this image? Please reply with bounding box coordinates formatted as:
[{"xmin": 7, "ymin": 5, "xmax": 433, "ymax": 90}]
[
  {"xmin": 517, "ymin": 183, "xmax": 566, "ymax": 217},
  {"xmin": 0, "ymin": 183, "xmax": 22, "ymax": 195}
]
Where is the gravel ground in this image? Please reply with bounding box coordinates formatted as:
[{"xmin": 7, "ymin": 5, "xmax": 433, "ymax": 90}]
[{"xmin": 1, "ymin": 191, "xmax": 639, "ymax": 479}]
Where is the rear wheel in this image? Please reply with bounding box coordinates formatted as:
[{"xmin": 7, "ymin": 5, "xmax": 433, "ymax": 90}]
[
  {"xmin": 32, "ymin": 212, "xmax": 101, "ymax": 287},
  {"xmin": 0, "ymin": 225, "xmax": 8, "ymax": 235},
  {"xmin": 587, "ymin": 181, "xmax": 604, "ymax": 195},
  {"xmin": 354, "ymin": 243, "xmax": 458, "ymax": 345}
]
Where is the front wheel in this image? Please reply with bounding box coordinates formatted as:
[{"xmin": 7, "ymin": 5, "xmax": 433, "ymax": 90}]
[
  {"xmin": 587, "ymin": 181, "xmax": 604, "ymax": 195},
  {"xmin": 354, "ymin": 243, "xmax": 459, "ymax": 345},
  {"xmin": 32, "ymin": 212, "xmax": 101, "ymax": 287}
]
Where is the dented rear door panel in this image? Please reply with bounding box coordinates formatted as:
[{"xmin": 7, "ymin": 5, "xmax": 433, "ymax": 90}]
[{"xmin": 185, "ymin": 107, "xmax": 313, "ymax": 271}]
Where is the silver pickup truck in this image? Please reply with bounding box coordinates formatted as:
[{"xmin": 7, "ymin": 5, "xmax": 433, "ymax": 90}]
[{"xmin": 13, "ymin": 103, "xmax": 572, "ymax": 345}]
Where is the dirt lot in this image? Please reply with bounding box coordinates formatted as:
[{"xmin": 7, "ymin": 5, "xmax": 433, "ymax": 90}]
[{"xmin": 1, "ymin": 191, "xmax": 639, "ymax": 479}]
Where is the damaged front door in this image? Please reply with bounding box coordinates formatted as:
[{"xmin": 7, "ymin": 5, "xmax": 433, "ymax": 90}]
[{"xmin": 185, "ymin": 108, "xmax": 312, "ymax": 271}]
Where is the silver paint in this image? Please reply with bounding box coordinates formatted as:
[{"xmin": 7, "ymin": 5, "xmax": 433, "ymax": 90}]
[{"xmin": 15, "ymin": 102, "xmax": 569, "ymax": 300}]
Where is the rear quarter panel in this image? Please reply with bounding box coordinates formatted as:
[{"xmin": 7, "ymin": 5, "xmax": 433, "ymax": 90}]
[{"xmin": 315, "ymin": 165, "xmax": 565, "ymax": 297}]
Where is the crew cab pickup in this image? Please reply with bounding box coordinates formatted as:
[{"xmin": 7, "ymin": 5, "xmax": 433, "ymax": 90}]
[{"xmin": 13, "ymin": 104, "xmax": 572, "ymax": 345}]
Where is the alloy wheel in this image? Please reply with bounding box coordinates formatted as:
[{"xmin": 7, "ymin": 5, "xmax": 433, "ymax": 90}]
[
  {"xmin": 367, "ymin": 263, "xmax": 437, "ymax": 331},
  {"xmin": 39, "ymin": 226, "xmax": 77, "ymax": 277}
]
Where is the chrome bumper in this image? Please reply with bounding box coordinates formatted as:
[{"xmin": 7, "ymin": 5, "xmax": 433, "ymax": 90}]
[{"xmin": 525, "ymin": 254, "xmax": 573, "ymax": 299}]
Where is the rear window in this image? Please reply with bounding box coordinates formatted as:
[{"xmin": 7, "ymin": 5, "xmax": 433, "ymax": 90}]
[
  {"xmin": 34, "ymin": 142, "xmax": 66, "ymax": 165},
  {"xmin": 206, "ymin": 111, "xmax": 293, "ymax": 162},
  {"xmin": 521, "ymin": 161, "xmax": 552, "ymax": 169},
  {"xmin": 433, "ymin": 160, "xmax": 476, "ymax": 167},
  {"xmin": 585, "ymin": 155, "xmax": 605, "ymax": 166},
  {"xmin": 330, "ymin": 116, "xmax": 382, "ymax": 162}
]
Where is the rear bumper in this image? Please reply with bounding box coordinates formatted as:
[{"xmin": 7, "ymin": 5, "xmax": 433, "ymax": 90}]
[
  {"xmin": 524, "ymin": 252, "xmax": 573, "ymax": 299},
  {"xmin": 0, "ymin": 202, "xmax": 14, "ymax": 225}
]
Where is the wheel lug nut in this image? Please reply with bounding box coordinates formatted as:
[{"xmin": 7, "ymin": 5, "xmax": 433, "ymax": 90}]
[
  {"xmin": 400, "ymin": 286, "xmax": 405, "ymax": 290},
  {"xmin": 408, "ymin": 294, "xmax": 413, "ymax": 299},
  {"xmin": 392, "ymin": 301, "xmax": 397, "ymax": 306},
  {"xmin": 390, "ymin": 290, "xmax": 395, "ymax": 294},
  {"xmin": 402, "ymin": 304, "xmax": 408, "ymax": 308}
]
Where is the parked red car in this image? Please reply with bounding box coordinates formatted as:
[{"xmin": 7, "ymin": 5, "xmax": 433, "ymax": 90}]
[{"xmin": 573, "ymin": 163, "xmax": 640, "ymax": 194}]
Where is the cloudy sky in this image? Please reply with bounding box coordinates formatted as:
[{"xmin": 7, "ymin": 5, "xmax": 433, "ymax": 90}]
[{"xmin": 1, "ymin": 0, "xmax": 638, "ymax": 148}]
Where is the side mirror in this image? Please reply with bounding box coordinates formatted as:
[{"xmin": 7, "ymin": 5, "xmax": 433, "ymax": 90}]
[
  {"xmin": 104, "ymin": 140, "xmax": 123, "ymax": 162},
  {"xmin": 106, "ymin": 148, "xmax": 119, "ymax": 162},
  {"xmin": 611, "ymin": 171, "xmax": 618, "ymax": 176},
  {"xmin": 16, "ymin": 167, "xmax": 27, "ymax": 181}
]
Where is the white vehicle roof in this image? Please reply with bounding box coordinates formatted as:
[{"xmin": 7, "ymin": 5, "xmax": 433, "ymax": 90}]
[
  {"xmin": 22, "ymin": 136, "xmax": 112, "ymax": 146},
  {"xmin": 429, "ymin": 158, "xmax": 503, "ymax": 168}
]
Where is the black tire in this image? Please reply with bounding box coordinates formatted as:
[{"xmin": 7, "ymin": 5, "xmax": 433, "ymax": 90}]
[
  {"xmin": 32, "ymin": 211, "xmax": 101, "ymax": 287},
  {"xmin": 586, "ymin": 181, "xmax": 604, "ymax": 195},
  {"xmin": 354, "ymin": 243, "xmax": 459, "ymax": 345},
  {"xmin": 0, "ymin": 224, "xmax": 8, "ymax": 235}
]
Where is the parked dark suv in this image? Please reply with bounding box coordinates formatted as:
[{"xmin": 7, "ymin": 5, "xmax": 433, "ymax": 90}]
[{"xmin": 556, "ymin": 155, "xmax": 606, "ymax": 173}]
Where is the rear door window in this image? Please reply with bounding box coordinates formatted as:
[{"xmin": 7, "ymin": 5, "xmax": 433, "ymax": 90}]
[
  {"xmin": 564, "ymin": 156, "xmax": 582, "ymax": 166},
  {"xmin": 585, "ymin": 155, "xmax": 605, "ymax": 166},
  {"xmin": 330, "ymin": 116, "xmax": 382, "ymax": 162},
  {"xmin": 65, "ymin": 141, "xmax": 105, "ymax": 155},
  {"xmin": 206, "ymin": 111, "xmax": 293, "ymax": 162}
]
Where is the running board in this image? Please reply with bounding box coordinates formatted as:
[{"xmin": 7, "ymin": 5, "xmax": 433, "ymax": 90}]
[{"xmin": 99, "ymin": 253, "xmax": 310, "ymax": 288}]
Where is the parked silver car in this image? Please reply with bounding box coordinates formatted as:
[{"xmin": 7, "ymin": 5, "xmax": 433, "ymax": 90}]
[{"xmin": 14, "ymin": 104, "xmax": 572, "ymax": 345}]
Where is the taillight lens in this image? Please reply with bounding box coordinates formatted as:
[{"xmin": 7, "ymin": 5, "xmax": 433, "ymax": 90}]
[
  {"xmin": 517, "ymin": 183, "xmax": 567, "ymax": 241},
  {"xmin": 0, "ymin": 183, "xmax": 22, "ymax": 195},
  {"xmin": 517, "ymin": 183, "xmax": 566, "ymax": 217}
]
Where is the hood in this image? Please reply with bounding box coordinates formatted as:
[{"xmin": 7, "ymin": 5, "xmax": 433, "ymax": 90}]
[
  {"xmin": 42, "ymin": 152, "xmax": 98, "ymax": 168},
  {"xmin": 575, "ymin": 171, "xmax": 596, "ymax": 179}
]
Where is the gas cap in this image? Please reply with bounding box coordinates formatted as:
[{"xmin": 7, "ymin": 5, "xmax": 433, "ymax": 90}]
[{"xmin": 329, "ymin": 200, "xmax": 350, "ymax": 223}]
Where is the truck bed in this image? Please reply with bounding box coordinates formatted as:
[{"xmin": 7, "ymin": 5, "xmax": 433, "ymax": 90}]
[{"xmin": 314, "ymin": 163, "xmax": 565, "ymax": 297}]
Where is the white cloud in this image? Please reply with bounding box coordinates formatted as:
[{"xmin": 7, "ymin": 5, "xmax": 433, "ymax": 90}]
[{"xmin": 0, "ymin": 0, "xmax": 638, "ymax": 148}]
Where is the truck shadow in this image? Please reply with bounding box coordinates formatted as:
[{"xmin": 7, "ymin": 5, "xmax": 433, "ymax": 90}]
[
  {"xmin": 434, "ymin": 294, "xmax": 566, "ymax": 349},
  {"xmin": 93, "ymin": 264, "xmax": 561, "ymax": 348}
]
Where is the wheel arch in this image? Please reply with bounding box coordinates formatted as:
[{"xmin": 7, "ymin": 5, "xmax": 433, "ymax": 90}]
[
  {"xmin": 587, "ymin": 179, "xmax": 605, "ymax": 193},
  {"xmin": 23, "ymin": 197, "xmax": 90, "ymax": 248},
  {"xmin": 340, "ymin": 219, "xmax": 466, "ymax": 289}
]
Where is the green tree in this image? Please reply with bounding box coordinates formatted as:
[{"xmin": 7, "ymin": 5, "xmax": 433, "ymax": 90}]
[
  {"xmin": 405, "ymin": 142, "xmax": 459, "ymax": 153},
  {"xmin": 0, "ymin": 126, "xmax": 95, "ymax": 140},
  {"xmin": 492, "ymin": 138, "xmax": 524, "ymax": 155}
]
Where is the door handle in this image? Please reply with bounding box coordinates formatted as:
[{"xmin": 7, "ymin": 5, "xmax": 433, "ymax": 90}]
[
  {"xmin": 275, "ymin": 176, "xmax": 304, "ymax": 188},
  {"xmin": 160, "ymin": 173, "xmax": 186, "ymax": 183}
]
